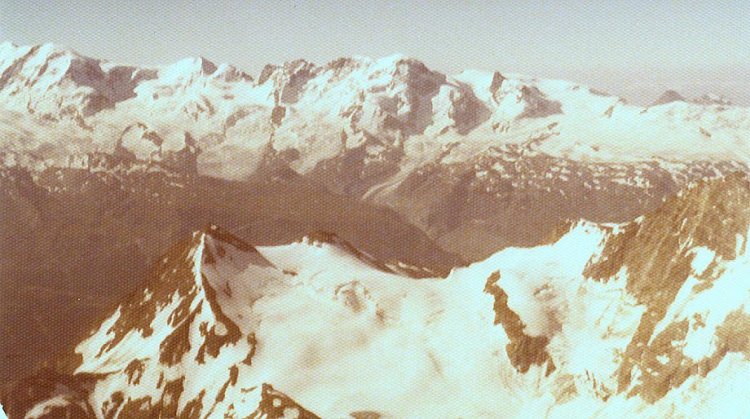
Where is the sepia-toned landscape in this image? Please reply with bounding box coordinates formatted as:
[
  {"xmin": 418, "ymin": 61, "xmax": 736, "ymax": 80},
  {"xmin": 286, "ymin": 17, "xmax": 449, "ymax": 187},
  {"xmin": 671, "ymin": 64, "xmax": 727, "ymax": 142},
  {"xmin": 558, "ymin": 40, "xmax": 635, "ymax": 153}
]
[{"xmin": 1, "ymin": 1, "xmax": 749, "ymax": 418}]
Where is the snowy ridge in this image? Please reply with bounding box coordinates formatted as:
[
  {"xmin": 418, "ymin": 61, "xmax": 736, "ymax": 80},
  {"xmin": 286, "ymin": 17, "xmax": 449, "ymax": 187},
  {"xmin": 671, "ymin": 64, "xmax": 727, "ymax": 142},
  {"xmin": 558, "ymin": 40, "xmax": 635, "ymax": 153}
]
[{"xmin": 5, "ymin": 176, "xmax": 750, "ymax": 418}]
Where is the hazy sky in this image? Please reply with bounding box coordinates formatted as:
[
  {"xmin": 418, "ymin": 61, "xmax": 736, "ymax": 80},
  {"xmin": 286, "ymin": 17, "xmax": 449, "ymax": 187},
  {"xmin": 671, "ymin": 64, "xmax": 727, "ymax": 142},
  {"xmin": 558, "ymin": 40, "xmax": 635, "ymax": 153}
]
[{"xmin": 1, "ymin": 0, "xmax": 749, "ymax": 104}]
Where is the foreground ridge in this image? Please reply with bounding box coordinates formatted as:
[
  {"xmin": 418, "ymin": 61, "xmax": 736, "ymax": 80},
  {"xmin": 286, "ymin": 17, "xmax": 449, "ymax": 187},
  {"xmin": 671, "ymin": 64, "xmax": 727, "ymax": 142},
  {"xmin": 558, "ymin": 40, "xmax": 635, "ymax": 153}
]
[{"xmin": 3, "ymin": 175, "xmax": 750, "ymax": 418}]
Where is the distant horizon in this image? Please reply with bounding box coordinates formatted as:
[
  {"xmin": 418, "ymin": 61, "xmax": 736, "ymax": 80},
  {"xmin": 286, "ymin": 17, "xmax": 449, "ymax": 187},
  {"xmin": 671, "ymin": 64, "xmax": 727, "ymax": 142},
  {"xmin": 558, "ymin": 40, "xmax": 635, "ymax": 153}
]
[
  {"xmin": 2, "ymin": 0, "xmax": 748, "ymax": 105},
  {"xmin": 2, "ymin": 38, "xmax": 747, "ymax": 107}
]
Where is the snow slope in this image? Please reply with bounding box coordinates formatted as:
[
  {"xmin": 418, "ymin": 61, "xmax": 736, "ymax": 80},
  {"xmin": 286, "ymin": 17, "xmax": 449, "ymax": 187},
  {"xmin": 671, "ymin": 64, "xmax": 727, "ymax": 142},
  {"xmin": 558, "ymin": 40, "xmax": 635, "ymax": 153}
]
[{"xmin": 7, "ymin": 174, "xmax": 750, "ymax": 418}]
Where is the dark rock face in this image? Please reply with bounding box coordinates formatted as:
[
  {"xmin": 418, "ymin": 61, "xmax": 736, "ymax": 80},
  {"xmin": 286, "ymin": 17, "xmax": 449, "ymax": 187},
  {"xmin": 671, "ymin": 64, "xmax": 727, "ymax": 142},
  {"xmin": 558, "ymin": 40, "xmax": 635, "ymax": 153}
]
[
  {"xmin": 585, "ymin": 173, "xmax": 750, "ymax": 401},
  {"xmin": 485, "ymin": 271, "xmax": 555, "ymax": 375},
  {"xmin": 651, "ymin": 89, "xmax": 686, "ymax": 106},
  {"xmin": 489, "ymin": 71, "xmax": 505, "ymax": 103},
  {"xmin": 517, "ymin": 86, "xmax": 562, "ymax": 118}
]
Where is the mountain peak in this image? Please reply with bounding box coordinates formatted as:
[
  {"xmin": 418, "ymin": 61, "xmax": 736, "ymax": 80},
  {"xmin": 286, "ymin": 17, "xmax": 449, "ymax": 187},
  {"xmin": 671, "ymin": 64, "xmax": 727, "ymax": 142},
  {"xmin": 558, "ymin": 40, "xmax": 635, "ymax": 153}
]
[
  {"xmin": 372, "ymin": 52, "xmax": 408, "ymax": 66},
  {"xmin": 651, "ymin": 89, "xmax": 686, "ymax": 106},
  {"xmin": 200, "ymin": 224, "xmax": 275, "ymax": 267},
  {"xmin": 37, "ymin": 41, "xmax": 78, "ymax": 55},
  {"xmin": 201, "ymin": 223, "xmax": 254, "ymax": 251},
  {"xmin": 18, "ymin": 42, "xmax": 86, "ymax": 63},
  {"xmin": 372, "ymin": 53, "xmax": 437, "ymax": 76},
  {"xmin": 212, "ymin": 62, "xmax": 253, "ymax": 82},
  {"xmin": 160, "ymin": 56, "xmax": 218, "ymax": 82},
  {"xmin": 324, "ymin": 55, "xmax": 367, "ymax": 72},
  {"xmin": 73, "ymin": 225, "xmax": 275, "ymax": 372}
]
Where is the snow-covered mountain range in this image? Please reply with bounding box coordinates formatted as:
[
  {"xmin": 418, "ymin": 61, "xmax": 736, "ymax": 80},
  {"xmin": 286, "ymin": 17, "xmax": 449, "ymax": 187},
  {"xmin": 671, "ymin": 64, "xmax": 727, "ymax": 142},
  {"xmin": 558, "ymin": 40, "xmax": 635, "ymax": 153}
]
[
  {"xmin": 3, "ymin": 43, "xmax": 750, "ymax": 417},
  {"xmin": 3, "ymin": 174, "xmax": 750, "ymax": 418},
  {"xmin": 2, "ymin": 42, "xmax": 748, "ymax": 168},
  {"xmin": 2, "ymin": 42, "xmax": 750, "ymax": 259}
]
